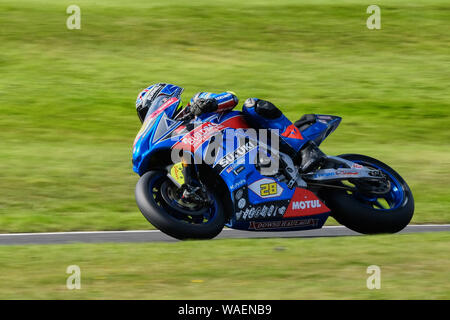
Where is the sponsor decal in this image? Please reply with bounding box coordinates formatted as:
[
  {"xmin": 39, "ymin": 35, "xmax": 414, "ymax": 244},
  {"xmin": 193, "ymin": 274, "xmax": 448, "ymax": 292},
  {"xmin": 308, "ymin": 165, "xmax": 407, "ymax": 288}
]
[
  {"xmin": 230, "ymin": 179, "xmax": 246, "ymax": 191},
  {"xmin": 313, "ymin": 171, "xmax": 336, "ymax": 178},
  {"xmin": 312, "ymin": 168, "xmax": 363, "ymax": 179},
  {"xmin": 235, "ymin": 189, "xmax": 244, "ymax": 200},
  {"xmin": 336, "ymin": 169, "xmax": 359, "ymax": 176},
  {"xmin": 173, "ymin": 122, "xmax": 225, "ymax": 152},
  {"xmin": 226, "ymin": 164, "xmax": 245, "ymax": 175},
  {"xmin": 233, "ymin": 165, "xmax": 245, "ymax": 176},
  {"xmin": 236, "ymin": 204, "xmax": 287, "ymax": 221},
  {"xmin": 248, "ymin": 178, "xmax": 283, "ymax": 198},
  {"xmin": 248, "ymin": 219, "xmax": 319, "ymax": 231},
  {"xmin": 169, "ymin": 162, "xmax": 185, "ymax": 186},
  {"xmin": 237, "ymin": 198, "xmax": 246, "ymax": 209},
  {"xmin": 268, "ymin": 205, "xmax": 276, "ymax": 217},
  {"xmin": 215, "ymin": 140, "xmax": 257, "ymax": 171},
  {"xmin": 283, "ymin": 188, "xmax": 330, "ymax": 218},
  {"xmin": 281, "ymin": 124, "xmax": 304, "ymax": 140}
]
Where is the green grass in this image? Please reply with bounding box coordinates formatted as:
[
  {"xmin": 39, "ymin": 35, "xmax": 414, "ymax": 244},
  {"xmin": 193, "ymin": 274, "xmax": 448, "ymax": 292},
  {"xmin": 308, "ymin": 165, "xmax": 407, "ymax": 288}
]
[
  {"xmin": 0, "ymin": 0, "xmax": 449, "ymax": 232},
  {"xmin": 0, "ymin": 232, "xmax": 448, "ymax": 299}
]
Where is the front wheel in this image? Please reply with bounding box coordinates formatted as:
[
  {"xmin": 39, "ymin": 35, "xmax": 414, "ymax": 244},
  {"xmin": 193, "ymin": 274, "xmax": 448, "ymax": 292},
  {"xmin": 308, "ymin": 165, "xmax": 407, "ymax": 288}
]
[
  {"xmin": 135, "ymin": 170, "xmax": 226, "ymax": 240},
  {"xmin": 321, "ymin": 154, "xmax": 414, "ymax": 234}
]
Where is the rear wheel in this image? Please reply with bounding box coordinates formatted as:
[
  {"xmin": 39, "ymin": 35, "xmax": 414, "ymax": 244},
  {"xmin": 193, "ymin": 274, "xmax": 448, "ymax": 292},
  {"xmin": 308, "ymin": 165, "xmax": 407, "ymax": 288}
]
[
  {"xmin": 135, "ymin": 170, "xmax": 225, "ymax": 240},
  {"xmin": 321, "ymin": 154, "xmax": 414, "ymax": 234}
]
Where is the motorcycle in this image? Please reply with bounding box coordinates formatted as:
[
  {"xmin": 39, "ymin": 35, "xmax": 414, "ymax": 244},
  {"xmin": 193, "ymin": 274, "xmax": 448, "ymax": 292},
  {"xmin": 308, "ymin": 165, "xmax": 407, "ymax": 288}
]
[{"xmin": 132, "ymin": 87, "xmax": 414, "ymax": 240}]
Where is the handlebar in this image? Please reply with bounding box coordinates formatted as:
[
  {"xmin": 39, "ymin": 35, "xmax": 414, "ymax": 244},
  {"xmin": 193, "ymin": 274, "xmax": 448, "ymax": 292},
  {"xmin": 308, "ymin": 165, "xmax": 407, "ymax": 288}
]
[{"xmin": 175, "ymin": 105, "xmax": 195, "ymax": 122}]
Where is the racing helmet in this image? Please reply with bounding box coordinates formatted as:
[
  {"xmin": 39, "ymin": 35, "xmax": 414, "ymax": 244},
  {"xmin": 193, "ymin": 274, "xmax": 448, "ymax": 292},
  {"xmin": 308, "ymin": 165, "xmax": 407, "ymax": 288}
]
[{"xmin": 136, "ymin": 83, "xmax": 184, "ymax": 123}]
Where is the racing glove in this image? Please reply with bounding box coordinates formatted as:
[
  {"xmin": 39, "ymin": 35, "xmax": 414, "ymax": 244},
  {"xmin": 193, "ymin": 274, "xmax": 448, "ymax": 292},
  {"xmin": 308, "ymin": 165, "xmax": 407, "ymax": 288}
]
[{"xmin": 189, "ymin": 98, "xmax": 219, "ymax": 116}]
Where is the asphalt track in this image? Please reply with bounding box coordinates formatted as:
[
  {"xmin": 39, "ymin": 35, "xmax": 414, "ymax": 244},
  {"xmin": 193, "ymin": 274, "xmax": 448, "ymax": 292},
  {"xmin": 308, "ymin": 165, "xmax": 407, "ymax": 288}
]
[{"xmin": 0, "ymin": 224, "xmax": 448, "ymax": 245}]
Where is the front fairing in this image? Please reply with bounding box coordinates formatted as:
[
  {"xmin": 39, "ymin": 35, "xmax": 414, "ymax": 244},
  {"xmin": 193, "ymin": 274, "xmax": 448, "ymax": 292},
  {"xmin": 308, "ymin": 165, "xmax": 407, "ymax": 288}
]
[{"xmin": 132, "ymin": 97, "xmax": 182, "ymax": 175}]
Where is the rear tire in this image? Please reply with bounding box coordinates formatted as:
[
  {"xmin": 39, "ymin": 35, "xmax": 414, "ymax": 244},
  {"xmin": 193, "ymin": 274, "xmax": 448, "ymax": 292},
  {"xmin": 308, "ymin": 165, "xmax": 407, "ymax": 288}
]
[
  {"xmin": 321, "ymin": 154, "xmax": 414, "ymax": 234},
  {"xmin": 136, "ymin": 171, "xmax": 226, "ymax": 240}
]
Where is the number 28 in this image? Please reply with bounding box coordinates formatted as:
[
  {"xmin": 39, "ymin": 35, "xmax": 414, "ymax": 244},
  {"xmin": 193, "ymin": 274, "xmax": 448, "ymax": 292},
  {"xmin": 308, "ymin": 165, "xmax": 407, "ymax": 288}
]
[{"xmin": 260, "ymin": 183, "xmax": 277, "ymax": 196}]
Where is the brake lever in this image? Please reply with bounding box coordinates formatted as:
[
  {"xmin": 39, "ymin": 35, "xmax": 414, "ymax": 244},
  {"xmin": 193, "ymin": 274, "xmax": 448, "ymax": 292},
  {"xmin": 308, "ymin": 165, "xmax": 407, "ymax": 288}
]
[
  {"xmin": 175, "ymin": 106, "xmax": 195, "ymax": 122},
  {"xmin": 179, "ymin": 112, "xmax": 195, "ymax": 122}
]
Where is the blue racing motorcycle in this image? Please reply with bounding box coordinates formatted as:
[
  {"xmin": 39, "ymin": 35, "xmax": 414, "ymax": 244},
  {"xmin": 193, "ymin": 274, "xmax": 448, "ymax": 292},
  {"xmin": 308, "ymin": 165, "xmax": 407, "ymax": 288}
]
[{"xmin": 132, "ymin": 86, "xmax": 414, "ymax": 240}]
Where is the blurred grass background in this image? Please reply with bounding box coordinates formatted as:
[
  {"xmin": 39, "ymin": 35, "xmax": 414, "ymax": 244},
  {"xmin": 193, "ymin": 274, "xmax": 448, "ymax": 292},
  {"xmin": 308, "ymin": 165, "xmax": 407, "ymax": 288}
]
[
  {"xmin": 0, "ymin": 232, "xmax": 448, "ymax": 299},
  {"xmin": 0, "ymin": 0, "xmax": 449, "ymax": 232}
]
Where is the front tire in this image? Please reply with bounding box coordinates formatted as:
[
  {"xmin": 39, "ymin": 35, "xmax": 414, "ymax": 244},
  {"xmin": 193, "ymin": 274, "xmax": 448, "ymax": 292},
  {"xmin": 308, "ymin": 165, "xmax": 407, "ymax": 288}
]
[
  {"xmin": 135, "ymin": 170, "xmax": 226, "ymax": 240},
  {"xmin": 322, "ymin": 154, "xmax": 414, "ymax": 234}
]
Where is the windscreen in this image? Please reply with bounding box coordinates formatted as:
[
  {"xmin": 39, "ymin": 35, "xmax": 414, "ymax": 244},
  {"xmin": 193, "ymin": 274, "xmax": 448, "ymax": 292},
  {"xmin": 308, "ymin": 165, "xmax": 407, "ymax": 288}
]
[
  {"xmin": 145, "ymin": 95, "xmax": 170, "ymax": 119},
  {"xmin": 144, "ymin": 85, "xmax": 184, "ymax": 120}
]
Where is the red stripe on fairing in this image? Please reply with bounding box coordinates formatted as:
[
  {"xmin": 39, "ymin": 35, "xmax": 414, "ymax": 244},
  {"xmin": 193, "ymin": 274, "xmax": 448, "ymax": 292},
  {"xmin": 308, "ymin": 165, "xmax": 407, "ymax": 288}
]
[{"xmin": 220, "ymin": 115, "xmax": 250, "ymax": 129}]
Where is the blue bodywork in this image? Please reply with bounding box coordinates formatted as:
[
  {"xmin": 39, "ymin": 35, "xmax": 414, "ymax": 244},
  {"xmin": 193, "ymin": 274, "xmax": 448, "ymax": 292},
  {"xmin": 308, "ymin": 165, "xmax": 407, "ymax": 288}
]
[{"xmin": 132, "ymin": 100, "xmax": 342, "ymax": 231}]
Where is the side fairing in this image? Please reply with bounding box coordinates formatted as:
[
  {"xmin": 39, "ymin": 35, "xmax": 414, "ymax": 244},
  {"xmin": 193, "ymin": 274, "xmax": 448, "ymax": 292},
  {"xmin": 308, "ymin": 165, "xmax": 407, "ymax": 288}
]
[
  {"xmin": 132, "ymin": 109, "xmax": 332, "ymax": 231},
  {"xmin": 212, "ymin": 142, "xmax": 330, "ymax": 231},
  {"xmin": 189, "ymin": 116, "xmax": 331, "ymax": 231}
]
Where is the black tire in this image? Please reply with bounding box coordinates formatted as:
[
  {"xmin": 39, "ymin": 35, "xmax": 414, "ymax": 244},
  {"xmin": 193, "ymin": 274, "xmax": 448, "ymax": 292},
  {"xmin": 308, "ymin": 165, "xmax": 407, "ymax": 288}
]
[
  {"xmin": 321, "ymin": 154, "xmax": 414, "ymax": 234},
  {"xmin": 135, "ymin": 170, "xmax": 226, "ymax": 240}
]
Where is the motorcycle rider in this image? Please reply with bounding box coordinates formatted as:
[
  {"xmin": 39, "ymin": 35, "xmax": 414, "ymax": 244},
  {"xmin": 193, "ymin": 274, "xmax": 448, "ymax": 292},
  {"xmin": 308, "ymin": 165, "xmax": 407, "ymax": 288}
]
[{"xmin": 136, "ymin": 83, "xmax": 324, "ymax": 172}]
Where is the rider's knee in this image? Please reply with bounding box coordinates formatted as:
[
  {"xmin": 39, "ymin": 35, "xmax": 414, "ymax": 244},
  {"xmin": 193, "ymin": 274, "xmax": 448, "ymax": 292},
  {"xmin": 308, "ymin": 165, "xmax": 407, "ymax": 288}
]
[
  {"xmin": 243, "ymin": 98, "xmax": 289, "ymax": 130},
  {"xmin": 243, "ymin": 98, "xmax": 305, "ymax": 154},
  {"xmin": 243, "ymin": 98, "xmax": 282, "ymax": 120}
]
